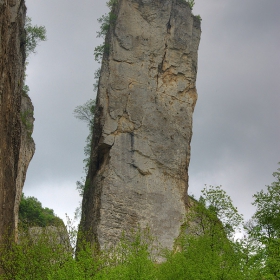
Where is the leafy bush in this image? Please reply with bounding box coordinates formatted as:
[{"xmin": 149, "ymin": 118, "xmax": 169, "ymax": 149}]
[
  {"xmin": 20, "ymin": 109, "xmax": 34, "ymax": 138},
  {"xmin": 19, "ymin": 194, "xmax": 64, "ymax": 228},
  {"xmin": 22, "ymin": 17, "xmax": 47, "ymax": 95},
  {"xmin": 25, "ymin": 17, "xmax": 46, "ymax": 57},
  {"xmin": 73, "ymin": 99, "xmax": 96, "ymax": 200},
  {"xmin": 0, "ymin": 230, "xmax": 70, "ymax": 280},
  {"xmin": 249, "ymin": 164, "xmax": 280, "ymax": 279},
  {"xmin": 2, "ymin": 169, "xmax": 280, "ymax": 279},
  {"xmin": 187, "ymin": 0, "xmax": 195, "ymax": 10},
  {"xmin": 94, "ymin": 1, "xmax": 117, "ymax": 63}
]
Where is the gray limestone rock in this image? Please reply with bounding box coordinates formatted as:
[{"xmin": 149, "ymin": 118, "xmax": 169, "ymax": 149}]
[
  {"xmin": 14, "ymin": 94, "xmax": 35, "ymax": 241},
  {"xmin": 0, "ymin": 0, "xmax": 35, "ymax": 247},
  {"xmin": 79, "ymin": 0, "xmax": 201, "ymax": 253}
]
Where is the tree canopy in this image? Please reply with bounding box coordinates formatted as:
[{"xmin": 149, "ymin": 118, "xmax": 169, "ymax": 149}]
[
  {"xmin": 25, "ymin": 17, "xmax": 47, "ymax": 57},
  {"xmin": 19, "ymin": 194, "xmax": 64, "ymax": 228}
]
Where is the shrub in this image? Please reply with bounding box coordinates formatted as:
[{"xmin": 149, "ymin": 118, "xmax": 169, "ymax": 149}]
[{"xmin": 19, "ymin": 194, "xmax": 64, "ymax": 228}]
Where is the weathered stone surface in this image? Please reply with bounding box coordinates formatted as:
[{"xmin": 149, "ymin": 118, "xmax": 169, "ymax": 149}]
[
  {"xmin": 80, "ymin": 0, "xmax": 201, "ymax": 252},
  {"xmin": 0, "ymin": 0, "xmax": 35, "ymax": 245},
  {"xmin": 14, "ymin": 94, "xmax": 35, "ymax": 240},
  {"xmin": 20, "ymin": 226, "xmax": 71, "ymax": 250}
]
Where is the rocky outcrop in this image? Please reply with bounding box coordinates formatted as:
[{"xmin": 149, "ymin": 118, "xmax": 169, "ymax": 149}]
[
  {"xmin": 79, "ymin": 0, "xmax": 201, "ymax": 251},
  {"xmin": 0, "ymin": 0, "xmax": 35, "ymax": 245},
  {"xmin": 14, "ymin": 94, "xmax": 35, "ymax": 240},
  {"xmin": 20, "ymin": 226, "xmax": 71, "ymax": 251}
]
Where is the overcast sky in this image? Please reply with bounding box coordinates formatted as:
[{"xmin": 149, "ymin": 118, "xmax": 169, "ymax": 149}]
[{"xmin": 24, "ymin": 0, "xmax": 280, "ymax": 224}]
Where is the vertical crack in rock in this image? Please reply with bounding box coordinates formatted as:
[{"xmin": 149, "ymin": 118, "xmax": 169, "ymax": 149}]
[{"xmin": 79, "ymin": 0, "xmax": 201, "ymax": 255}]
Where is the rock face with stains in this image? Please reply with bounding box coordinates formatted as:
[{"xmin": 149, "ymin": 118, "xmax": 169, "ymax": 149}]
[
  {"xmin": 0, "ymin": 0, "xmax": 35, "ymax": 245},
  {"xmin": 80, "ymin": 0, "xmax": 201, "ymax": 251}
]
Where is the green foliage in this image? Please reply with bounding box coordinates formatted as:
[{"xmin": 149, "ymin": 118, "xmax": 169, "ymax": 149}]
[
  {"xmin": 74, "ymin": 99, "xmax": 95, "ymax": 217},
  {"xmin": 159, "ymin": 237, "xmax": 244, "ymax": 280},
  {"xmin": 77, "ymin": 0, "xmax": 118, "ymax": 221},
  {"xmin": 73, "ymin": 99, "xmax": 96, "ymax": 175},
  {"xmin": 19, "ymin": 194, "xmax": 64, "ymax": 228},
  {"xmin": 234, "ymin": 233, "xmax": 265, "ymax": 279},
  {"xmin": 166, "ymin": 186, "xmax": 245, "ymax": 279},
  {"xmin": 178, "ymin": 0, "xmax": 201, "ymax": 22},
  {"xmin": 94, "ymin": 43, "xmax": 110, "ymax": 63},
  {"xmin": 25, "ymin": 17, "xmax": 47, "ymax": 57},
  {"xmin": 185, "ymin": 186, "xmax": 243, "ymax": 242},
  {"xmin": 249, "ymin": 164, "xmax": 280, "ymax": 279},
  {"xmin": 93, "ymin": 1, "xmax": 117, "ymax": 63},
  {"xmin": 3, "ymin": 177, "xmax": 280, "ymax": 279},
  {"xmin": 92, "ymin": 229, "xmax": 157, "ymax": 280},
  {"xmin": 106, "ymin": 0, "xmax": 118, "ymax": 9},
  {"xmin": 97, "ymin": 13, "xmax": 117, "ymax": 39},
  {"xmin": 73, "ymin": 99, "xmax": 96, "ymax": 128},
  {"xmin": 200, "ymin": 185, "xmax": 243, "ymax": 239},
  {"xmin": 22, "ymin": 84, "xmax": 30, "ymax": 96},
  {"xmin": 187, "ymin": 0, "xmax": 195, "ymax": 10},
  {"xmin": 0, "ymin": 225, "xmax": 156, "ymax": 280},
  {"xmin": 252, "ymin": 165, "xmax": 280, "ymax": 239},
  {"xmin": 0, "ymin": 232, "xmax": 69, "ymax": 280},
  {"xmin": 20, "ymin": 109, "xmax": 34, "ymax": 138},
  {"xmin": 195, "ymin": 14, "xmax": 202, "ymax": 21},
  {"xmin": 94, "ymin": 44, "xmax": 106, "ymax": 63},
  {"xmin": 23, "ymin": 17, "xmax": 46, "ymax": 95}
]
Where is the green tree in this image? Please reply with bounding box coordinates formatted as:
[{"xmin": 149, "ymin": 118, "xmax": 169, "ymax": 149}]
[
  {"xmin": 25, "ymin": 17, "xmax": 47, "ymax": 57},
  {"xmin": 73, "ymin": 99, "xmax": 95, "ymax": 219},
  {"xmin": 181, "ymin": 186, "xmax": 244, "ymax": 279},
  {"xmin": 73, "ymin": 99, "xmax": 96, "ymax": 176},
  {"xmin": 19, "ymin": 194, "xmax": 63, "ymax": 228},
  {"xmin": 249, "ymin": 164, "xmax": 280, "ymax": 279},
  {"xmin": 94, "ymin": 0, "xmax": 117, "ymax": 63},
  {"xmin": 22, "ymin": 17, "xmax": 46, "ymax": 95},
  {"xmin": 187, "ymin": 186, "xmax": 243, "ymax": 239},
  {"xmin": 158, "ymin": 187, "xmax": 244, "ymax": 279},
  {"xmin": 187, "ymin": 0, "xmax": 195, "ymax": 10}
]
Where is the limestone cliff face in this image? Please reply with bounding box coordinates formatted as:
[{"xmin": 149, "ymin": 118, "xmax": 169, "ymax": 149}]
[
  {"xmin": 80, "ymin": 0, "xmax": 201, "ymax": 251},
  {"xmin": 14, "ymin": 94, "xmax": 35, "ymax": 240},
  {"xmin": 0, "ymin": 0, "xmax": 35, "ymax": 244},
  {"xmin": 20, "ymin": 226, "xmax": 71, "ymax": 251}
]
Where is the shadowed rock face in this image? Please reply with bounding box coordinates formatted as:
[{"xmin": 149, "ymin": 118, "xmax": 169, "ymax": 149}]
[
  {"xmin": 0, "ymin": 0, "xmax": 35, "ymax": 245},
  {"xmin": 80, "ymin": 0, "xmax": 201, "ymax": 251}
]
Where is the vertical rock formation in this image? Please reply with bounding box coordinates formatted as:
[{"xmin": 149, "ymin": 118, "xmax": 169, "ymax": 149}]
[
  {"xmin": 80, "ymin": 0, "xmax": 201, "ymax": 251},
  {"xmin": 0, "ymin": 0, "xmax": 35, "ymax": 245},
  {"xmin": 14, "ymin": 94, "xmax": 35, "ymax": 240}
]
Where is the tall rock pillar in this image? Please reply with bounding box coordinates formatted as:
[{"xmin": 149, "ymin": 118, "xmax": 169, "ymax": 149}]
[
  {"xmin": 0, "ymin": 0, "xmax": 35, "ymax": 245},
  {"xmin": 80, "ymin": 0, "xmax": 201, "ymax": 250}
]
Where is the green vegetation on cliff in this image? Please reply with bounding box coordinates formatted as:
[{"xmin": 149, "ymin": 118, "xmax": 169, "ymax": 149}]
[
  {"xmin": 19, "ymin": 194, "xmax": 64, "ymax": 228},
  {"xmin": 73, "ymin": 99, "xmax": 96, "ymax": 219},
  {"xmin": 23, "ymin": 17, "xmax": 46, "ymax": 95},
  {"xmin": 1, "ymin": 164, "xmax": 280, "ymax": 279},
  {"xmin": 25, "ymin": 17, "xmax": 46, "ymax": 57}
]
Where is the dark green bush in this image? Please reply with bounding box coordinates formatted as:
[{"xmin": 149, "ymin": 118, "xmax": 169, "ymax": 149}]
[{"xmin": 19, "ymin": 194, "xmax": 64, "ymax": 228}]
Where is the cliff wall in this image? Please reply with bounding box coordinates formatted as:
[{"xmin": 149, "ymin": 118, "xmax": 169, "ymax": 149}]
[
  {"xmin": 0, "ymin": 0, "xmax": 35, "ymax": 244},
  {"xmin": 80, "ymin": 0, "xmax": 201, "ymax": 251},
  {"xmin": 14, "ymin": 94, "xmax": 35, "ymax": 240}
]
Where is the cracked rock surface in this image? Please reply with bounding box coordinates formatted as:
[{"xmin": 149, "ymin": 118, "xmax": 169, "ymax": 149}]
[
  {"xmin": 0, "ymin": 0, "xmax": 35, "ymax": 245},
  {"xmin": 79, "ymin": 0, "xmax": 201, "ymax": 252}
]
